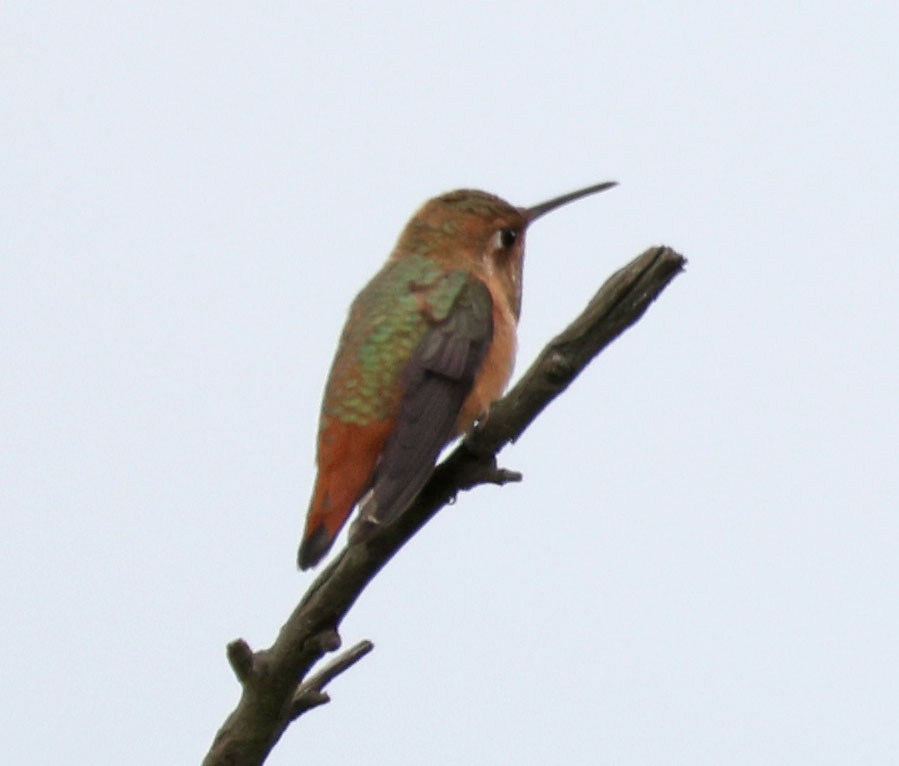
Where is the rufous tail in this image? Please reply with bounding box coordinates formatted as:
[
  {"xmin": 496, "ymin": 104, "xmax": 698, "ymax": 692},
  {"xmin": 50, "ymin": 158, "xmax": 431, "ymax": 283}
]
[{"xmin": 298, "ymin": 520, "xmax": 335, "ymax": 570}]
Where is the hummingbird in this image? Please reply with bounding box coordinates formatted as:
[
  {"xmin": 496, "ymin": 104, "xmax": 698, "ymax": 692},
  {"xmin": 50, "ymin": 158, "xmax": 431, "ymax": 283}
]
[{"xmin": 297, "ymin": 180, "xmax": 617, "ymax": 569}]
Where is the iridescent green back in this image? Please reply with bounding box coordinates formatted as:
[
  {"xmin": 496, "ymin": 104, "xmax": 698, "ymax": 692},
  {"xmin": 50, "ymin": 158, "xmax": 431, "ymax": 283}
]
[{"xmin": 321, "ymin": 254, "xmax": 469, "ymax": 426}]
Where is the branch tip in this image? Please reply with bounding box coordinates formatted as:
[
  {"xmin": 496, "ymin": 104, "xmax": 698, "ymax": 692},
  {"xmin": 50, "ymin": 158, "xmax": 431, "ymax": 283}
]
[
  {"xmin": 492, "ymin": 467, "xmax": 523, "ymax": 485},
  {"xmin": 290, "ymin": 639, "xmax": 375, "ymax": 720},
  {"xmin": 226, "ymin": 639, "xmax": 255, "ymax": 684},
  {"xmin": 314, "ymin": 628, "xmax": 341, "ymax": 654}
]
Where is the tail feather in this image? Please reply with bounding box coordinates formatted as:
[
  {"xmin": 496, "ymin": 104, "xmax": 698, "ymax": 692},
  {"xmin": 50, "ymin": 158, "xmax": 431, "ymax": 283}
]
[
  {"xmin": 297, "ymin": 482, "xmax": 350, "ymax": 570},
  {"xmin": 298, "ymin": 418, "xmax": 393, "ymax": 570},
  {"xmin": 297, "ymin": 482, "xmax": 349, "ymax": 570},
  {"xmin": 298, "ymin": 523, "xmax": 334, "ymax": 570}
]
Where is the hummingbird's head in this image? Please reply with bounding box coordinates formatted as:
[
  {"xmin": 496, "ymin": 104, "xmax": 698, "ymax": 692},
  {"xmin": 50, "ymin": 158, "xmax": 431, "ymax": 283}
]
[
  {"xmin": 396, "ymin": 189, "xmax": 528, "ymax": 317},
  {"xmin": 404, "ymin": 189, "xmax": 525, "ymax": 253},
  {"xmin": 394, "ymin": 181, "xmax": 618, "ymax": 318}
]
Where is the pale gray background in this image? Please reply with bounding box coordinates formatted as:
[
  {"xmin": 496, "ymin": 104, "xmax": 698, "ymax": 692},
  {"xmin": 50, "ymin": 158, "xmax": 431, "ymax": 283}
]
[{"xmin": 2, "ymin": 3, "xmax": 897, "ymax": 764}]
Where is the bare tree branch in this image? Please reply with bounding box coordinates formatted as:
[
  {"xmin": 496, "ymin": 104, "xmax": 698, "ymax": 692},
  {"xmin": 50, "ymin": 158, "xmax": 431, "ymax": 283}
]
[
  {"xmin": 202, "ymin": 245, "xmax": 686, "ymax": 766},
  {"xmin": 290, "ymin": 640, "xmax": 374, "ymax": 720}
]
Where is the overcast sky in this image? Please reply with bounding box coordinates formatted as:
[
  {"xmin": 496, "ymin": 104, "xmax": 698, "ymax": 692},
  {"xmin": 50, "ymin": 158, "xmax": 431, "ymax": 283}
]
[{"xmin": 3, "ymin": 3, "xmax": 897, "ymax": 764}]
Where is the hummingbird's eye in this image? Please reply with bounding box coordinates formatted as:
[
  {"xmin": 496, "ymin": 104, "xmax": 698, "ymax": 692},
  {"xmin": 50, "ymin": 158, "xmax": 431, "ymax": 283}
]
[{"xmin": 498, "ymin": 228, "xmax": 518, "ymax": 249}]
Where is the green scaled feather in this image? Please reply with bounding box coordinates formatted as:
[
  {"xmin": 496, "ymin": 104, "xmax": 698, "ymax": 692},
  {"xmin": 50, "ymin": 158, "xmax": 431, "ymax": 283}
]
[{"xmin": 322, "ymin": 255, "xmax": 472, "ymax": 426}]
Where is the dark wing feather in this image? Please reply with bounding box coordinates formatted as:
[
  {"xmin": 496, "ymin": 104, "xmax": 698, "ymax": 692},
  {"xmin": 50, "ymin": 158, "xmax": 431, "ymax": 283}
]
[{"xmin": 350, "ymin": 277, "xmax": 493, "ymax": 540}]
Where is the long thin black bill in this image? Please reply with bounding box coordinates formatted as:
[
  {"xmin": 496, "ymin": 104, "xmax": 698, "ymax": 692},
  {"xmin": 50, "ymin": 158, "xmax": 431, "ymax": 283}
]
[{"xmin": 526, "ymin": 181, "xmax": 617, "ymax": 222}]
